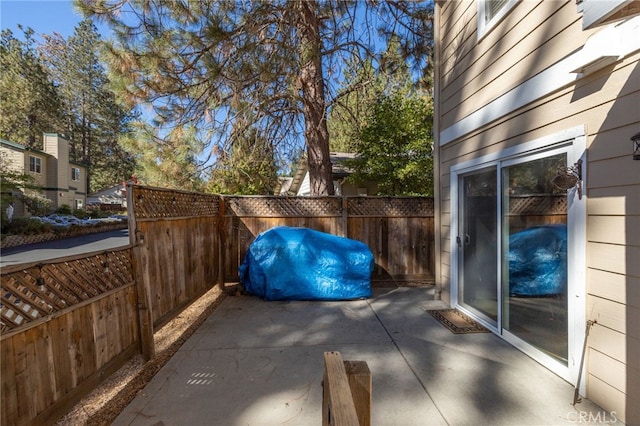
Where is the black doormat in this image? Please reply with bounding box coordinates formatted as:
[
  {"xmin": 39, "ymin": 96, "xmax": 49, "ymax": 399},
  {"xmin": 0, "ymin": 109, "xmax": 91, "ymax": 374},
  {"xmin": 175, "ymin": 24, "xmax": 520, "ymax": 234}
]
[{"xmin": 426, "ymin": 309, "xmax": 490, "ymax": 334}]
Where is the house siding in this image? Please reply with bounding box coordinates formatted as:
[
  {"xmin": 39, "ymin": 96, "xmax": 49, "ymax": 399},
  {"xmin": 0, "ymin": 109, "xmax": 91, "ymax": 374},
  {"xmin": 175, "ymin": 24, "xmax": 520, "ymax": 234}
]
[
  {"xmin": 435, "ymin": 1, "xmax": 639, "ymax": 423},
  {"xmin": 0, "ymin": 134, "xmax": 87, "ymax": 215}
]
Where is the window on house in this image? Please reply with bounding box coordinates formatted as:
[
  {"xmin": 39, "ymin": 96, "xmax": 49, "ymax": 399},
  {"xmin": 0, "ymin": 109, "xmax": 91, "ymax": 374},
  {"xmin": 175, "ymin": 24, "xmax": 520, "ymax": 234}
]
[
  {"xmin": 29, "ymin": 156, "xmax": 42, "ymax": 173},
  {"xmin": 71, "ymin": 167, "xmax": 80, "ymax": 181},
  {"xmin": 74, "ymin": 199, "xmax": 84, "ymax": 211},
  {"xmin": 478, "ymin": 0, "xmax": 517, "ymax": 39}
]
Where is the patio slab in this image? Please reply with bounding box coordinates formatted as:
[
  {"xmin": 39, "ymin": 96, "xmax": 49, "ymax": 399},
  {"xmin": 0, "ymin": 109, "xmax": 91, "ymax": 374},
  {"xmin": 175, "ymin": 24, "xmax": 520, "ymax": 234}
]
[{"xmin": 114, "ymin": 287, "xmax": 615, "ymax": 425}]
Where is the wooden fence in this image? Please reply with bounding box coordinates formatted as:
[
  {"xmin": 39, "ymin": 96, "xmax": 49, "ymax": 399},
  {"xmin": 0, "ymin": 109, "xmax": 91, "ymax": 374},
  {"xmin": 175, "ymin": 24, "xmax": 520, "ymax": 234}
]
[
  {"xmin": 222, "ymin": 196, "xmax": 435, "ymax": 283},
  {"xmin": 0, "ymin": 248, "xmax": 139, "ymax": 426},
  {"xmin": 506, "ymin": 194, "xmax": 567, "ymax": 233},
  {"xmin": 128, "ymin": 186, "xmax": 222, "ymax": 358},
  {"xmin": 0, "ymin": 187, "xmax": 435, "ymax": 425}
]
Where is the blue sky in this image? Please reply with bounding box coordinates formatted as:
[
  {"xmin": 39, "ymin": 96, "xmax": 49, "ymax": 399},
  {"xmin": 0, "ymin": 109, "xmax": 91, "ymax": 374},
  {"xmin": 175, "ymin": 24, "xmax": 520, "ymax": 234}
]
[{"xmin": 0, "ymin": 0, "xmax": 110, "ymax": 40}]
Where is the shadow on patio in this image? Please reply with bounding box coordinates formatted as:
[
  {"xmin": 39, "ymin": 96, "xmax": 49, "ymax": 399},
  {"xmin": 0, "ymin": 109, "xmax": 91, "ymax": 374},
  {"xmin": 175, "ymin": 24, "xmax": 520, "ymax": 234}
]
[{"xmin": 113, "ymin": 286, "xmax": 611, "ymax": 426}]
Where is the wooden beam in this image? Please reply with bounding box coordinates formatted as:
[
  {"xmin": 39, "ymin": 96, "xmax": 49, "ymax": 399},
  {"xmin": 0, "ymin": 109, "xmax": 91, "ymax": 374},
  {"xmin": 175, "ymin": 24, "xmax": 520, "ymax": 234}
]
[
  {"xmin": 344, "ymin": 361, "xmax": 372, "ymax": 426},
  {"xmin": 128, "ymin": 185, "xmax": 155, "ymax": 360},
  {"xmin": 322, "ymin": 351, "xmax": 365, "ymax": 426}
]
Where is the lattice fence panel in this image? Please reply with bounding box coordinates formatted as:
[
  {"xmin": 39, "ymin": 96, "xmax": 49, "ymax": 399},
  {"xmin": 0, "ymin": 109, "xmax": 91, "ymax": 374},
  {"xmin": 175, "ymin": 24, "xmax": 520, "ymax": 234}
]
[
  {"xmin": 508, "ymin": 195, "xmax": 567, "ymax": 215},
  {"xmin": 132, "ymin": 186, "xmax": 221, "ymax": 219},
  {"xmin": 348, "ymin": 197, "xmax": 434, "ymax": 217},
  {"xmin": 224, "ymin": 196, "xmax": 342, "ymax": 217},
  {"xmin": 0, "ymin": 249, "xmax": 134, "ymax": 332}
]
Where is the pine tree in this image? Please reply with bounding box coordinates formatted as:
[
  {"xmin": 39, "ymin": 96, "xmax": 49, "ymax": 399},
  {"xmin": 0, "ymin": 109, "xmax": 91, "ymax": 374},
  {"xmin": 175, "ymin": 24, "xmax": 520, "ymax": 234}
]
[
  {"xmin": 119, "ymin": 122, "xmax": 205, "ymax": 191},
  {"xmin": 77, "ymin": 0, "xmax": 433, "ymax": 195},
  {"xmin": 0, "ymin": 27, "xmax": 63, "ymax": 147},
  {"xmin": 40, "ymin": 20, "xmax": 137, "ymax": 192}
]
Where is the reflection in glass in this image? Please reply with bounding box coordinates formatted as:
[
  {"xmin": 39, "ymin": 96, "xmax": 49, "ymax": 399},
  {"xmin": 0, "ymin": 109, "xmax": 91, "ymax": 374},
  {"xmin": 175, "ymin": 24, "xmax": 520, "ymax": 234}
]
[
  {"xmin": 502, "ymin": 154, "xmax": 568, "ymax": 364},
  {"xmin": 460, "ymin": 169, "xmax": 498, "ymax": 323}
]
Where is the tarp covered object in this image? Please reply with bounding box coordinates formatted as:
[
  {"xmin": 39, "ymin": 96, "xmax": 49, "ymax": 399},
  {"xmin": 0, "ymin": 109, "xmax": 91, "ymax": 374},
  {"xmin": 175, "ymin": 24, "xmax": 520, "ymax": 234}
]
[
  {"xmin": 239, "ymin": 226, "xmax": 374, "ymax": 301},
  {"xmin": 507, "ymin": 224, "xmax": 567, "ymax": 296}
]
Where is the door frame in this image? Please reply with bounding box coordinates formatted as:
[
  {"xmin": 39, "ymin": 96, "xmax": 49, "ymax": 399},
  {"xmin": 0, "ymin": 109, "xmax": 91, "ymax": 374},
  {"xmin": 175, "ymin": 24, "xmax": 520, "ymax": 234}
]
[{"xmin": 449, "ymin": 126, "xmax": 587, "ymax": 387}]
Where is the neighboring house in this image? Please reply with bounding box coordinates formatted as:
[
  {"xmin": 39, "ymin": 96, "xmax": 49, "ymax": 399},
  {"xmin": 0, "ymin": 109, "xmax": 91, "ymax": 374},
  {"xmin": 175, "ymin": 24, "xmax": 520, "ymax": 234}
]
[
  {"xmin": 88, "ymin": 183, "xmax": 127, "ymax": 210},
  {"xmin": 287, "ymin": 152, "xmax": 377, "ymax": 196},
  {"xmin": 0, "ymin": 133, "xmax": 87, "ymax": 216},
  {"xmin": 434, "ymin": 1, "xmax": 639, "ymax": 423}
]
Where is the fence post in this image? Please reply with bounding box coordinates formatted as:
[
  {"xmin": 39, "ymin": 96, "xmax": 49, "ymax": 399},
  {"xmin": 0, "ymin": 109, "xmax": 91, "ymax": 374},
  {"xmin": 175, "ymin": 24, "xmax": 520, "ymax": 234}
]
[
  {"xmin": 340, "ymin": 197, "xmax": 349, "ymax": 238},
  {"xmin": 128, "ymin": 185, "xmax": 155, "ymax": 360},
  {"xmin": 218, "ymin": 196, "xmax": 226, "ymax": 287}
]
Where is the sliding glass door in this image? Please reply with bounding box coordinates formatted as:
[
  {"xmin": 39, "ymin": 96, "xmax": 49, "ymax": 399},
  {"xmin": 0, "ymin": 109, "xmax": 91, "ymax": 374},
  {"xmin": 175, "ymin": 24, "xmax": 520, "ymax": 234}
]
[
  {"xmin": 501, "ymin": 153, "xmax": 568, "ymax": 364},
  {"xmin": 453, "ymin": 136, "xmax": 584, "ymax": 380},
  {"xmin": 458, "ymin": 169, "xmax": 498, "ymax": 325}
]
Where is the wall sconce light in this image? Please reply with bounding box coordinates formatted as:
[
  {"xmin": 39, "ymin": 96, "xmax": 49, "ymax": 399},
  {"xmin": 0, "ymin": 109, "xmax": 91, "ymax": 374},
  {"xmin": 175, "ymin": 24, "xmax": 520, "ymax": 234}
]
[
  {"xmin": 632, "ymin": 131, "xmax": 640, "ymax": 160},
  {"xmin": 552, "ymin": 159, "xmax": 583, "ymax": 200}
]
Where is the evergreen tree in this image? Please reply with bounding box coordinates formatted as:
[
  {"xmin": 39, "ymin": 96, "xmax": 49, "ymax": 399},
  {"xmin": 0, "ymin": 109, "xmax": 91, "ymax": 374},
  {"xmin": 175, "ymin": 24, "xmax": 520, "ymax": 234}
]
[
  {"xmin": 328, "ymin": 35, "xmax": 416, "ymax": 154},
  {"xmin": 40, "ymin": 20, "xmax": 137, "ymax": 192},
  {"xmin": 327, "ymin": 57, "xmax": 379, "ymax": 153},
  {"xmin": 0, "ymin": 27, "xmax": 63, "ymax": 147},
  {"xmin": 119, "ymin": 122, "xmax": 205, "ymax": 191},
  {"xmin": 77, "ymin": 0, "xmax": 434, "ymax": 195},
  {"xmin": 207, "ymin": 127, "xmax": 279, "ymax": 195}
]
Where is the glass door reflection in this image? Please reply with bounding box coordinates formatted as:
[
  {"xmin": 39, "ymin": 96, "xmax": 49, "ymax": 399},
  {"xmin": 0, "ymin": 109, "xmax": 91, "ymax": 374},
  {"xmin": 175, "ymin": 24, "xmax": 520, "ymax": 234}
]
[
  {"xmin": 459, "ymin": 168, "xmax": 498, "ymax": 324},
  {"xmin": 501, "ymin": 153, "xmax": 568, "ymax": 364}
]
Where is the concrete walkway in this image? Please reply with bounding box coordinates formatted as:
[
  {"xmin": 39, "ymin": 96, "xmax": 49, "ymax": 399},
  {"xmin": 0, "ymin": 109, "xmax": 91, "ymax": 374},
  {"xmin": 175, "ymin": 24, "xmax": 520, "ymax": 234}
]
[{"xmin": 114, "ymin": 287, "xmax": 614, "ymax": 426}]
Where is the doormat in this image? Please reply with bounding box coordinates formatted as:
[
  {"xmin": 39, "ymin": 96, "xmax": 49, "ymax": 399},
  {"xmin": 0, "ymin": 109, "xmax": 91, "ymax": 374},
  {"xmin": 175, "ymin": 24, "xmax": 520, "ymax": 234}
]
[{"xmin": 426, "ymin": 309, "xmax": 489, "ymax": 334}]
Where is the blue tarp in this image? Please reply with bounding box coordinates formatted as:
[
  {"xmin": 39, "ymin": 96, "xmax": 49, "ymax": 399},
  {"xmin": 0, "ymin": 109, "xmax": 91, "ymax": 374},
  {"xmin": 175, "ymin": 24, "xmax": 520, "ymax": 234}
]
[
  {"xmin": 508, "ymin": 224, "xmax": 567, "ymax": 296},
  {"xmin": 239, "ymin": 226, "xmax": 374, "ymax": 301}
]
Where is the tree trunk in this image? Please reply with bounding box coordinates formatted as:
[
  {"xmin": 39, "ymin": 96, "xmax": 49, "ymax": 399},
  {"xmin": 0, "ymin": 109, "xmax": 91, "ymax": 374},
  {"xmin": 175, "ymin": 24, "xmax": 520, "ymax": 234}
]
[{"xmin": 297, "ymin": 0, "xmax": 334, "ymax": 196}]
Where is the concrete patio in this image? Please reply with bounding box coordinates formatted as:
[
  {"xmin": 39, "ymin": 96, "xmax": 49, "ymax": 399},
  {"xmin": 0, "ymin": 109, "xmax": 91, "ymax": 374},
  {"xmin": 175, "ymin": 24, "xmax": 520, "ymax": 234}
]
[{"xmin": 113, "ymin": 286, "xmax": 615, "ymax": 425}]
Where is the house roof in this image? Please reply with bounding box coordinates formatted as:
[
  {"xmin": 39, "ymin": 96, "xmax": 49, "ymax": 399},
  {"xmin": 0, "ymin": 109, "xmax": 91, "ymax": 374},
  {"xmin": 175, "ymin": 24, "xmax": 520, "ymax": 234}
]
[
  {"xmin": 287, "ymin": 152, "xmax": 357, "ymax": 195},
  {"xmin": 0, "ymin": 137, "xmax": 87, "ymax": 167},
  {"xmin": 0, "ymin": 138, "xmax": 51, "ymax": 157}
]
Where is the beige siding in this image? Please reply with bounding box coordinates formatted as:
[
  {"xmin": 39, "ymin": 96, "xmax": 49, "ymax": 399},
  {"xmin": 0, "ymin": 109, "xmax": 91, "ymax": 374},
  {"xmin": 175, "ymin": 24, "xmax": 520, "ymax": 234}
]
[
  {"xmin": 69, "ymin": 164, "xmax": 88, "ymax": 209},
  {"xmin": 439, "ymin": 1, "xmax": 598, "ymax": 130},
  {"xmin": 589, "ymin": 186, "xmax": 640, "ymax": 216},
  {"xmin": 1, "ymin": 135, "xmax": 86, "ymax": 213},
  {"xmin": 0, "ymin": 147, "xmax": 25, "ymax": 173},
  {"xmin": 436, "ymin": 1, "xmax": 639, "ymax": 422},
  {"xmin": 587, "ymin": 268, "xmax": 640, "ymax": 306}
]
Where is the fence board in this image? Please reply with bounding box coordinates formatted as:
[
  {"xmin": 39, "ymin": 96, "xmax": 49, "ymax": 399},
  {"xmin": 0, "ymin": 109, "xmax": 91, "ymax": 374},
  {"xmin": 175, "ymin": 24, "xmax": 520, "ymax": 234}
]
[
  {"xmin": 222, "ymin": 196, "xmax": 436, "ymax": 283},
  {"xmin": 50, "ymin": 314, "xmax": 72, "ymax": 398},
  {"xmin": 1, "ymin": 337, "xmax": 18, "ymax": 425},
  {"xmin": 129, "ymin": 186, "xmax": 221, "ymax": 330},
  {"xmin": 0, "ymin": 285, "xmax": 139, "ymax": 426}
]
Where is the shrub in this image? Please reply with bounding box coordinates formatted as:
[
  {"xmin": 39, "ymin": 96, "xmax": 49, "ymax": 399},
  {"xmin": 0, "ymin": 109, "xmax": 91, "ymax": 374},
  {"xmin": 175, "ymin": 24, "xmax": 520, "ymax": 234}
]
[
  {"xmin": 57, "ymin": 205, "xmax": 72, "ymax": 215},
  {"xmin": 72, "ymin": 210, "xmax": 87, "ymax": 219},
  {"xmin": 1, "ymin": 217, "xmax": 53, "ymax": 236},
  {"xmin": 23, "ymin": 193, "xmax": 53, "ymax": 216}
]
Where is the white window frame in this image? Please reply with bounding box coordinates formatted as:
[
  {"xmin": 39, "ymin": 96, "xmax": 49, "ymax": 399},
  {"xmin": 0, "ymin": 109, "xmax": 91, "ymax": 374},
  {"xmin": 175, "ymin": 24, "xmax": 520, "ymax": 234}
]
[
  {"xmin": 29, "ymin": 156, "xmax": 42, "ymax": 174},
  {"xmin": 71, "ymin": 167, "xmax": 81, "ymax": 182},
  {"xmin": 450, "ymin": 126, "xmax": 587, "ymax": 388},
  {"xmin": 477, "ymin": 0, "xmax": 518, "ymax": 40}
]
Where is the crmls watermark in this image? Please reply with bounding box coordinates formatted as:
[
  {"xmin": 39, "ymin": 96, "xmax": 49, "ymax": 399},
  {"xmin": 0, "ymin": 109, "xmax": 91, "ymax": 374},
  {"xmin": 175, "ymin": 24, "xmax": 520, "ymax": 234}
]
[{"xmin": 567, "ymin": 410, "xmax": 618, "ymax": 424}]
